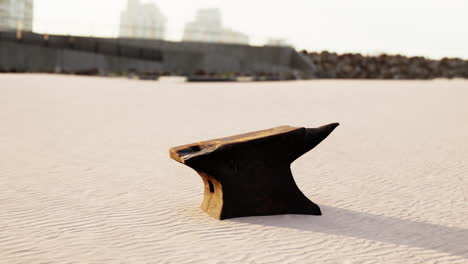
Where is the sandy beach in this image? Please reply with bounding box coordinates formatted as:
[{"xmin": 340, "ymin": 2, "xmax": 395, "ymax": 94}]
[{"xmin": 1, "ymin": 74, "xmax": 467, "ymax": 263}]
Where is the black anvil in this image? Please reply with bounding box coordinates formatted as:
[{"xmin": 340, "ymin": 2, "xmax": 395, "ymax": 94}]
[{"xmin": 170, "ymin": 123, "xmax": 339, "ymax": 220}]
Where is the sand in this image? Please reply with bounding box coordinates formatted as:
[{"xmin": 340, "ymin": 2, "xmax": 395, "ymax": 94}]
[{"xmin": 0, "ymin": 74, "xmax": 467, "ymax": 263}]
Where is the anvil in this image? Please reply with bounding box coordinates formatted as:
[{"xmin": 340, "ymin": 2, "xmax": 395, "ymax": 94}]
[{"xmin": 169, "ymin": 123, "xmax": 339, "ymax": 220}]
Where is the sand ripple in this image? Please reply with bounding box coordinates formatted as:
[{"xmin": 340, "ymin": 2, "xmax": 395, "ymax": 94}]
[{"xmin": 0, "ymin": 75, "xmax": 467, "ymax": 263}]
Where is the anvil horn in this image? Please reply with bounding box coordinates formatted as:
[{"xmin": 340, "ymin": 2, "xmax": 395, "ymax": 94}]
[{"xmin": 290, "ymin": 123, "xmax": 340, "ymax": 162}]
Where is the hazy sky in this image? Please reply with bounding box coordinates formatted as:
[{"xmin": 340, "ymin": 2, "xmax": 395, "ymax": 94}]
[{"xmin": 33, "ymin": 0, "xmax": 468, "ymax": 59}]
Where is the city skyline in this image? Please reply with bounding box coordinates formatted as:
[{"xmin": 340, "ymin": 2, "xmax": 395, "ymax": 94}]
[
  {"xmin": 183, "ymin": 8, "xmax": 249, "ymax": 44},
  {"xmin": 0, "ymin": 0, "xmax": 34, "ymax": 31},
  {"xmin": 119, "ymin": 0, "xmax": 166, "ymax": 39},
  {"xmin": 28, "ymin": 0, "xmax": 468, "ymax": 59}
]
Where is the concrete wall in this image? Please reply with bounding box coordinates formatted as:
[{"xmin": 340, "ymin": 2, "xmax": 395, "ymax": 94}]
[
  {"xmin": 118, "ymin": 38, "xmax": 315, "ymax": 76},
  {"xmin": 0, "ymin": 31, "xmax": 316, "ymax": 77},
  {"xmin": 0, "ymin": 41, "xmax": 163, "ymax": 74}
]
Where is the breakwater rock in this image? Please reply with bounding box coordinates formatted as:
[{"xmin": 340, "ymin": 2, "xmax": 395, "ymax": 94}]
[{"xmin": 304, "ymin": 51, "xmax": 468, "ymax": 79}]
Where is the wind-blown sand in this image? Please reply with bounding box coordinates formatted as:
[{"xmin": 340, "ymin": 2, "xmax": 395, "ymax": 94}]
[{"xmin": 1, "ymin": 74, "xmax": 467, "ymax": 263}]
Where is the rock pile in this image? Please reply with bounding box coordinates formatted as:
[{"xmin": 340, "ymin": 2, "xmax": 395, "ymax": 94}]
[{"xmin": 304, "ymin": 51, "xmax": 468, "ymax": 79}]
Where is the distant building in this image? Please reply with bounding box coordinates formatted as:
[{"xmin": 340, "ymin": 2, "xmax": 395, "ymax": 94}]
[
  {"xmin": 265, "ymin": 38, "xmax": 291, "ymax": 47},
  {"xmin": 220, "ymin": 29, "xmax": 250, "ymax": 45},
  {"xmin": 183, "ymin": 9, "xmax": 249, "ymax": 45},
  {"xmin": 119, "ymin": 0, "xmax": 166, "ymax": 40},
  {"xmin": 183, "ymin": 9, "xmax": 222, "ymax": 43},
  {"xmin": 0, "ymin": 0, "xmax": 34, "ymax": 31}
]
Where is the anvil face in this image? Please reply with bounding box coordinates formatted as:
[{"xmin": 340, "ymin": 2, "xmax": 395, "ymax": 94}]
[{"xmin": 169, "ymin": 123, "xmax": 339, "ymax": 220}]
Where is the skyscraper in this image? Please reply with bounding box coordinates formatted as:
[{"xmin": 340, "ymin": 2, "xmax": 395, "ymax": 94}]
[
  {"xmin": 183, "ymin": 9, "xmax": 249, "ymax": 45},
  {"xmin": 119, "ymin": 0, "xmax": 166, "ymax": 40},
  {"xmin": 0, "ymin": 0, "xmax": 34, "ymax": 31}
]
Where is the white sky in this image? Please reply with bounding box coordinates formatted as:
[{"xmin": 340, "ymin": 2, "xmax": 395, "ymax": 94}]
[{"xmin": 33, "ymin": 0, "xmax": 468, "ymax": 59}]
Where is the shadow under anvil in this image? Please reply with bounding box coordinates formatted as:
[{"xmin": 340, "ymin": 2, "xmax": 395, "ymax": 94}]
[{"xmin": 229, "ymin": 205, "xmax": 468, "ymax": 259}]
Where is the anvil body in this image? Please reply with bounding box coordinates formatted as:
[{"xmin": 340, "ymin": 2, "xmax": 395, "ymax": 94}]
[{"xmin": 170, "ymin": 124, "xmax": 339, "ymax": 220}]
